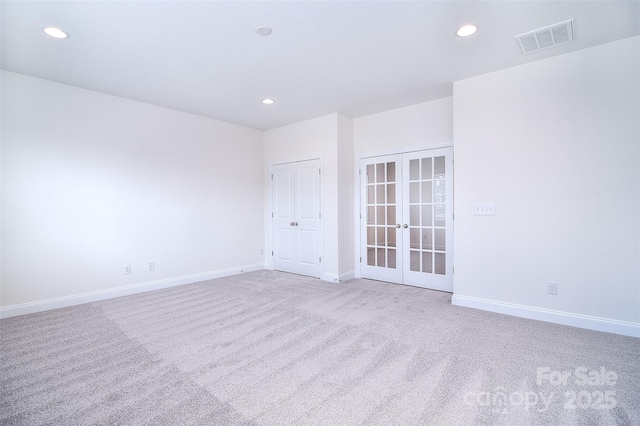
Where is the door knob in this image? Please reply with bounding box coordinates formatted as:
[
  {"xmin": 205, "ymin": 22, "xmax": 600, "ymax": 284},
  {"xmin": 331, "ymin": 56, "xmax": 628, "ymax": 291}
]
[
  {"xmin": 396, "ymin": 224, "xmax": 401, "ymax": 228},
  {"xmin": 403, "ymin": 224, "xmax": 408, "ymax": 228}
]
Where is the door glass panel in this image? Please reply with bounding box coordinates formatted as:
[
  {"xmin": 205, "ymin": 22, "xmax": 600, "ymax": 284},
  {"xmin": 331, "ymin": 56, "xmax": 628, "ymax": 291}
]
[
  {"xmin": 376, "ymin": 185, "xmax": 385, "ymax": 204},
  {"xmin": 377, "ymin": 206, "xmax": 385, "ymax": 225},
  {"xmin": 434, "ymin": 180, "xmax": 445, "ymax": 203},
  {"xmin": 435, "ymin": 229, "xmax": 445, "ymax": 251},
  {"xmin": 434, "ymin": 156, "xmax": 445, "ymax": 178},
  {"xmin": 367, "ymin": 227, "xmax": 375, "ymax": 245},
  {"xmin": 387, "ymin": 206, "xmax": 396, "ymax": 225},
  {"xmin": 367, "ymin": 206, "xmax": 375, "ymax": 224},
  {"xmin": 377, "ymin": 248, "xmax": 386, "ymax": 267},
  {"xmin": 434, "ymin": 204, "xmax": 446, "ymax": 227},
  {"xmin": 410, "ymin": 251, "xmax": 420, "ymax": 272},
  {"xmin": 367, "ymin": 185, "xmax": 375, "ymax": 204},
  {"xmin": 367, "ymin": 247, "xmax": 375, "ymax": 266},
  {"xmin": 376, "ymin": 163, "xmax": 385, "ymax": 183},
  {"xmin": 377, "ymin": 227, "xmax": 386, "ymax": 246},
  {"xmin": 410, "ymin": 205, "xmax": 420, "ymax": 226},
  {"xmin": 422, "ymin": 205, "xmax": 432, "ymax": 226},
  {"xmin": 410, "ymin": 159, "xmax": 419, "ymax": 180},
  {"xmin": 421, "ymin": 181, "xmax": 432, "ymax": 203},
  {"xmin": 387, "ymin": 228, "xmax": 396, "ymax": 247},
  {"xmin": 410, "ymin": 182, "xmax": 420, "ymax": 203},
  {"xmin": 388, "ymin": 249, "xmax": 396, "ymax": 269},
  {"xmin": 422, "ymin": 251, "xmax": 433, "ymax": 273},
  {"xmin": 410, "ymin": 228, "xmax": 420, "ymax": 249},
  {"xmin": 387, "ymin": 162, "xmax": 395, "ymax": 183},
  {"xmin": 422, "ymin": 228, "xmax": 433, "ymax": 250},
  {"xmin": 422, "ymin": 158, "xmax": 432, "ymax": 179},
  {"xmin": 387, "ymin": 184, "xmax": 396, "ymax": 204},
  {"xmin": 367, "ymin": 165, "xmax": 375, "ymax": 183},
  {"xmin": 435, "ymin": 252, "xmax": 446, "ymax": 275}
]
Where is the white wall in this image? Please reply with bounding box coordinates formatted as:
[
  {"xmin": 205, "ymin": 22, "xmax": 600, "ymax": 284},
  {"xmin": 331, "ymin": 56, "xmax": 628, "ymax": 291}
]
[
  {"xmin": 453, "ymin": 36, "xmax": 640, "ymax": 335},
  {"xmin": 1, "ymin": 71, "xmax": 264, "ymax": 311},
  {"xmin": 354, "ymin": 97, "xmax": 453, "ymax": 158},
  {"xmin": 337, "ymin": 114, "xmax": 354, "ymax": 278}
]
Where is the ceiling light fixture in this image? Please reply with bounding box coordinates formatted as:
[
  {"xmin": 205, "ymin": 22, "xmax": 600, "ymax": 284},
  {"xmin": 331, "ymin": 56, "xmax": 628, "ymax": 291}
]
[
  {"xmin": 43, "ymin": 27, "xmax": 70, "ymax": 39},
  {"xmin": 261, "ymin": 99, "xmax": 275, "ymax": 105},
  {"xmin": 456, "ymin": 24, "xmax": 478, "ymax": 37},
  {"xmin": 255, "ymin": 25, "xmax": 272, "ymax": 36}
]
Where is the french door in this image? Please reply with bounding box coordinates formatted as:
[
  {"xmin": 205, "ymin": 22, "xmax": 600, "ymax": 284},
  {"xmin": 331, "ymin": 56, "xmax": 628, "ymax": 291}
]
[
  {"xmin": 272, "ymin": 159, "xmax": 322, "ymax": 278},
  {"xmin": 360, "ymin": 148, "xmax": 453, "ymax": 292}
]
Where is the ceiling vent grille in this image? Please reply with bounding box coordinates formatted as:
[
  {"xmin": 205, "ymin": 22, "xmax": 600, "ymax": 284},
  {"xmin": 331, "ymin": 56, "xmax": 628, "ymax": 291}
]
[{"xmin": 515, "ymin": 19, "xmax": 574, "ymax": 55}]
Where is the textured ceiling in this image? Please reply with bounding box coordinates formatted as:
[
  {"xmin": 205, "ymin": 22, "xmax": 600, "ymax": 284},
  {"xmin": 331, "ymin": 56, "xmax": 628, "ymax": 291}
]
[{"xmin": 2, "ymin": 1, "xmax": 639, "ymax": 130}]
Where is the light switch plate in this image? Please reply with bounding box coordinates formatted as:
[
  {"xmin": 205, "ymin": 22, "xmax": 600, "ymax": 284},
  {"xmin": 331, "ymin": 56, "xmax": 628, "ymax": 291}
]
[{"xmin": 474, "ymin": 203, "xmax": 496, "ymax": 215}]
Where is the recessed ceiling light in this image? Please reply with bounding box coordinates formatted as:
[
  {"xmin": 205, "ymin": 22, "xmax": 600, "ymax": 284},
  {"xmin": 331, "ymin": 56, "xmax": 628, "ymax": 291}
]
[
  {"xmin": 261, "ymin": 99, "xmax": 275, "ymax": 105},
  {"xmin": 43, "ymin": 27, "xmax": 70, "ymax": 39},
  {"xmin": 255, "ymin": 25, "xmax": 272, "ymax": 36},
  {"xmin": 456, "ymin": 24, "xmax": 478, "ymax": 37}
]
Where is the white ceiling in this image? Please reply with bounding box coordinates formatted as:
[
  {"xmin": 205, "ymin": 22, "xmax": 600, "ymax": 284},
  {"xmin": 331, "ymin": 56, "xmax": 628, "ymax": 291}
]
[{"xmin": 2, "ymin": 1, "xmax": 639, "ymax": 130}]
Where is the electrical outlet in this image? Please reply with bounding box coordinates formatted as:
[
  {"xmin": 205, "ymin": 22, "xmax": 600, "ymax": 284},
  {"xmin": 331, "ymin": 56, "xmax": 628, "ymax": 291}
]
[
  {"xmin": 148, "ymin": 262, "xmax": 155, "ymax": 272},
  {"xmin": 547, "ymin": 281, "xmax": 558, "ymax": 295},
  {"xmin": 124, "ymin": 264, "xmax": 131, "ymax": 275}
]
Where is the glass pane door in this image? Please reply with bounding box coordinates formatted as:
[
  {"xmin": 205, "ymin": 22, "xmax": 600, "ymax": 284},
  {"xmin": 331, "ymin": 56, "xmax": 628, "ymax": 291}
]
[
  {"xmin": 402, "ymin": 148, "xmax": 453, "ymax": 291},
  {"xmin": 360, "ymin": 148, "xmax": 452, "ymax": 292},
  {"xmin": 360, "ymin": 154, "xmax": 403, "ymax": 284}
]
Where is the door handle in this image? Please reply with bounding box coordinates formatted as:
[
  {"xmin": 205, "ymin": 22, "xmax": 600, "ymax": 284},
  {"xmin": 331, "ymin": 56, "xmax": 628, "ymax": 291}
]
[
  {"xmin": 396, "ymin": 224, "xmax": 401, "ymax": 228},
  {"xmin": 403, "ymin": 224, "xmax": 408, "ymax": 228},
  {"xmin": 290, "ymin": 221, "xmax": 299, "ymax": 226}
]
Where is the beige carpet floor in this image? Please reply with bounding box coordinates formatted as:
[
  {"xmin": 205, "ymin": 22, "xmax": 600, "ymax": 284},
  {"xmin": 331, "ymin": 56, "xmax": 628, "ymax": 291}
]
[{"xmin": 1, "ymin": 270, "xmax": 638, "ymax": 425}]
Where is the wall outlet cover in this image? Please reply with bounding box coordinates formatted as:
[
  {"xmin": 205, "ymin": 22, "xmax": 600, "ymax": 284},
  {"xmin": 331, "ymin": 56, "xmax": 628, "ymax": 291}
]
[{"xmin": 474, "ymin": 203, "xmax": 496, "ymax": 215}]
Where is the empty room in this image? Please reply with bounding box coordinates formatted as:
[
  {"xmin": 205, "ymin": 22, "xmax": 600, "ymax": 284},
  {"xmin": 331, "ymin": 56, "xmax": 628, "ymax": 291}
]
[{"xmin": 1, "ymin": 1, "xmax": 639, "ymax": 425}]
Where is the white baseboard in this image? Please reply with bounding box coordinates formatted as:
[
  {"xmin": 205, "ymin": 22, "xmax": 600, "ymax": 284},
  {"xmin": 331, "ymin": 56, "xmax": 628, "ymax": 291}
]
[
  {"xmin": 322, "ymin": 271, "xmax": 356, "ymax": 283},
  {"xmin": 451, "ymin": 294, "xmax": 640, "ymax": 338},
  {"xmin": 0, "ymin": 263, "xmax": 264, "ymax": 319}
]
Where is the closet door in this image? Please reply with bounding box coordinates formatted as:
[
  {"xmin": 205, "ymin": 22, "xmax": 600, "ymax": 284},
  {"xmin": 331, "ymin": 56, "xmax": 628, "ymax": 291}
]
[
  {"xmin": 360, "ymin": 148, "xmax": 453, "ymax": 292},
  {"xmin": 272, "ymin": 159, "xmax": 322, "ymax": 278}
]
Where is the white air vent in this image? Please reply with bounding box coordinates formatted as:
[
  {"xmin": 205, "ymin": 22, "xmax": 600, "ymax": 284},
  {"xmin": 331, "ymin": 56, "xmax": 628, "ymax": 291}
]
[{"xmin": 515, "ymin": 19, "xmax": 574, "ymax": 55}]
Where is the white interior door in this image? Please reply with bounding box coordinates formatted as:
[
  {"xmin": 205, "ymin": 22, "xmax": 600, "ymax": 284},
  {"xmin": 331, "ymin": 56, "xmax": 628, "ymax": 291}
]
[
  {"xmin": 272, "ymin": 159, "xmax": 322, "ymax": 278},
  {"xmin": 360, "ymin": 154, "xmax": 403, "ymax": 284},
  {"xmin": 360, "ymin": 148, "xmax": 453, "ymax": 292}
]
